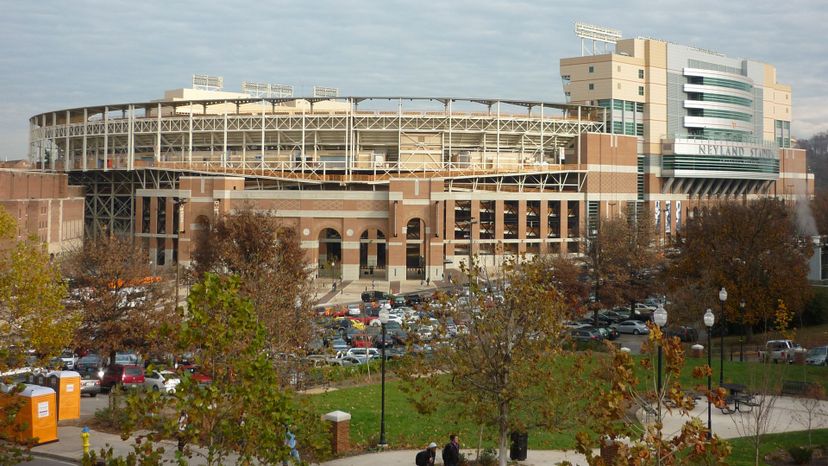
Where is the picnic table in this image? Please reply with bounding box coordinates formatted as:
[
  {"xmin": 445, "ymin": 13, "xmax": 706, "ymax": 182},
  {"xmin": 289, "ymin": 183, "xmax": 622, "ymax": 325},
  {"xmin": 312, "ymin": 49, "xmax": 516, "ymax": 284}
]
[{"xmin": 720, "ymin": 383, "xmax": 759, "ymax": 414}]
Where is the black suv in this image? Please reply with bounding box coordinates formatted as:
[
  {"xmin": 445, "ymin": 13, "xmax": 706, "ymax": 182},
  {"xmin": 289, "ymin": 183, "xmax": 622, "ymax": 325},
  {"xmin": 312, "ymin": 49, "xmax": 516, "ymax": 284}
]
[{"xmin": 361, "ymin": 290, "xmax": 389, "ymax": 303}]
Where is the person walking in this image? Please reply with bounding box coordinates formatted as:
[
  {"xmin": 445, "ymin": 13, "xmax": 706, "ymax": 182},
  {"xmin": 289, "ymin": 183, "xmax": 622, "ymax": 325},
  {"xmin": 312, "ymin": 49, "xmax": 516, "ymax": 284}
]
[
  {"xmin": 442, "ymin": 434, "xmax": 460, "ymax": 466},
  {"xmin": 415, "ymin": 442, "xmax": 437, "ymax": 466}
]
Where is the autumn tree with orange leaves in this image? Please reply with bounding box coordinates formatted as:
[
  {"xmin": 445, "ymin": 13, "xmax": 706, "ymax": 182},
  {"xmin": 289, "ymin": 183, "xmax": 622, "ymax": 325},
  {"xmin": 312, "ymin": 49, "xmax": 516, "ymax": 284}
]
[{"xmin": 666, "ymin": 198, "xmax": 812, "ymax": 335}]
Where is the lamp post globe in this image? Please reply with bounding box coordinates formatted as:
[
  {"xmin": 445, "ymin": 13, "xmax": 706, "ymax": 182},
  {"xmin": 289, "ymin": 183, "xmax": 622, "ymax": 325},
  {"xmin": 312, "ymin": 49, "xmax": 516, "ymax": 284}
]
[
  {"xmin": 704, "ymin": 308, "xmax": 715, "ymax": 439},
  {"xmin": 718, "ymin": 287, "xmax": 727, "ymax": 386},
  {"xmin": 654, "ymin": 304, "xmax": 668, "ymax": 328},
  {"xmin": 704, "ymin": 309, "xmax": 715, "ymax": 328}
]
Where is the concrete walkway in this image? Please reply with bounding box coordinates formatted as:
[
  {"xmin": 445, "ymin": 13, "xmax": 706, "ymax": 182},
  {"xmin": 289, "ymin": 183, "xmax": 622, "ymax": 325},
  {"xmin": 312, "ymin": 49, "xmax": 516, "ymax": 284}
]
[{"xmin": 32, "ymin": 396, "xmax": 828, "ymax": 465}]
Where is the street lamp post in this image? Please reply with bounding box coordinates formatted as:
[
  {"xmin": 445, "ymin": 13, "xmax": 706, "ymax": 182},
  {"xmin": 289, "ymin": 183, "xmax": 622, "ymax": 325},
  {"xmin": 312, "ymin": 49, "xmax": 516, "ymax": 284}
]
[
  {"xmin": 739, "ymin": 299, "xmax": 746, "ymax": 362},
  {"xmin": 378, "ymin": 304, "xmax": 391, "ymax": 448},
  {"xmin": 653, "ymin": 304, "xmax": 668, "ymax": 421},
  {"xmin": 704, "ymin": 308, "xmax": 715, "ymax": 440},
  {"xmin": 718, "ymin": 287, "xmax": 727, "ymax": 386}
]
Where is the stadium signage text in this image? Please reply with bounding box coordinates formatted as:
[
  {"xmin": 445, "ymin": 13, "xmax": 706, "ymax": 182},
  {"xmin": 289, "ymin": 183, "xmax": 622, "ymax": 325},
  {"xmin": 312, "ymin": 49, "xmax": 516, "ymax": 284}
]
[{"xmin": 667, "ymin": 139, "xmax": 776, "ymax": 159}]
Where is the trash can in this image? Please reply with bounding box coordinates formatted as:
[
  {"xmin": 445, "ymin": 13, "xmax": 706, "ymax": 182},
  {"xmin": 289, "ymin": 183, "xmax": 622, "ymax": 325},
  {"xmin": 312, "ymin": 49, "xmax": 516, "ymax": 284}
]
[{"xmin": 510, "ymin": 431, "xmax": 528, "ymax": 461}]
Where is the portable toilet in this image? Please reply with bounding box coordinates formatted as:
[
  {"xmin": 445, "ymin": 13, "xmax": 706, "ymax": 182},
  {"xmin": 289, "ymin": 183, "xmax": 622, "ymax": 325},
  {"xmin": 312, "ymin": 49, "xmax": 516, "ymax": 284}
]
[
  {"xmin": 47, "ymin": 370, "xmax": 81, "ymax": 421},
  {"xmin": 0, "ymin": 383, "xmax": 58, "ymax": 445}
]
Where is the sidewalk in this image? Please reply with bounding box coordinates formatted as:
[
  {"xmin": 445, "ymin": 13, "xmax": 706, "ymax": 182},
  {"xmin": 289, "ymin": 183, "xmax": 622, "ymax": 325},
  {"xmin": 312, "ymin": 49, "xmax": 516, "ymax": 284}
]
[{"xmin": 32, "ymin": 396, "xmax": 828, "ymax": 465}]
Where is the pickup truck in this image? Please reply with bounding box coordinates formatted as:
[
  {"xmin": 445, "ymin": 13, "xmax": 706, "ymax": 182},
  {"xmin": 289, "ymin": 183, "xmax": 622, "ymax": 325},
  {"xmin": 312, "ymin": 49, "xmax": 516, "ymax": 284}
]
[{"xmin": 759, "ymin": 340, "xmax": 803, "ymax": 363}]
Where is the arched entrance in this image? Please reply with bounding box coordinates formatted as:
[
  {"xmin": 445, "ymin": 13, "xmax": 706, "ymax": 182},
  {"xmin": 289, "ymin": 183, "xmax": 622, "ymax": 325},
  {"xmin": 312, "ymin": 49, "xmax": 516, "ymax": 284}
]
[
  {"xmin": 359, "ymin": 229, "xmax": 387, "ymax": 283},
  {"xmin": 318, "ymin": 228, "xmax": 342, "ymax": 279},
  {"xmin": 405, "ymin": 218, "xmax": 425, "ymax": 280}
]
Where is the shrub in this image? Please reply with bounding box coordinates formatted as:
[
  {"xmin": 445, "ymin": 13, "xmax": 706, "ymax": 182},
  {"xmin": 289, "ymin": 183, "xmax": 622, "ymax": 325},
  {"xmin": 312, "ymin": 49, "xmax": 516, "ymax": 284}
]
[{"xmin": 788, "ymin": 446, "xmax": 813, "ymax": 465}]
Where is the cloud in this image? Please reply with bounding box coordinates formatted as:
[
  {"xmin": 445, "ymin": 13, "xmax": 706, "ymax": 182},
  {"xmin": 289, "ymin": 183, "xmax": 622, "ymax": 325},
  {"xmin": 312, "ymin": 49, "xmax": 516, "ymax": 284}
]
[{"xmin": 0, "ymin": 0, "xmax": 826, "ymax": 159}]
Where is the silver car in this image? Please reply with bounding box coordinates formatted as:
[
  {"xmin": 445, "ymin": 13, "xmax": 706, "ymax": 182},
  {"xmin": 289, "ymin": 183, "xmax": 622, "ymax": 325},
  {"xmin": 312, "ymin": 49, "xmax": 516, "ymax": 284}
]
[
  {"xmin": 143, "ymin": 370, "xmax": 181, "ymax": 393},
  {"xmin": 613, "ymin": 320, "xmax": 650, "ymax": 335},
  {"xmin": 806, "ymin": 346, "xmax": 828, "ymax": 366}
]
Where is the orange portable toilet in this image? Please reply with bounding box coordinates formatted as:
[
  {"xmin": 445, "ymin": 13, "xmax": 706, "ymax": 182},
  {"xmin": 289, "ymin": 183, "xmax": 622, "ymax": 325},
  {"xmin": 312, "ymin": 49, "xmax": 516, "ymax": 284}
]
[
  {"xmin": 0, "ymin": 383, "xmax": 58, "ymax": 445},
  {"xmin": 47, "ymin": 370, "xmax": 81, "ymax": 421}
]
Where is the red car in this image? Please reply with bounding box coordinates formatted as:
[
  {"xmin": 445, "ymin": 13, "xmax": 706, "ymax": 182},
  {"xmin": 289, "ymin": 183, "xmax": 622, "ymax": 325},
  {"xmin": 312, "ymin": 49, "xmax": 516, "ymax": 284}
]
[
  {"xmin": 100, "ymin": 364, "xmax": 145, "ymax": 392},
  {"xmin": 177, "ymin": 364, "xmax": 213, "ymax": 385}
]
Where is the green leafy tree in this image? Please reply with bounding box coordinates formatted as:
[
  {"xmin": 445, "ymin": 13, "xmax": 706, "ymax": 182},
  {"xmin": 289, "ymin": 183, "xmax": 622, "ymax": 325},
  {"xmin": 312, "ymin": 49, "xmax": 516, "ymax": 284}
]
[
  {"xmin": 109, "ymin": 273, "xmax": 329, "ymax": 465},
  {"xmin": 400, "ymin": 258, "xmax": 581, "ymax": 466},
  {"xmin": 0, "ymin": 206, "xmax": 75, "ymax": 465}
]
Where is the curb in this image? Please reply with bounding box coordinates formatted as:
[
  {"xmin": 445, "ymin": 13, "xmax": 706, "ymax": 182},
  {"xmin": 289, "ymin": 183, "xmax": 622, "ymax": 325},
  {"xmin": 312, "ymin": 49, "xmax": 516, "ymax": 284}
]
[{"xmin": 30, "ymin": 451, "xmax": 81, "ymax": 464}]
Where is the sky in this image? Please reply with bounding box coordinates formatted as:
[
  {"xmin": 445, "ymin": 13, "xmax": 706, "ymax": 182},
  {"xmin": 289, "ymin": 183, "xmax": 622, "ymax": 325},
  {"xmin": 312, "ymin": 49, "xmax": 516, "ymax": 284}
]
[{"xmin": 1, "ymin": 0, "xmax": 826, "ymax": 160}]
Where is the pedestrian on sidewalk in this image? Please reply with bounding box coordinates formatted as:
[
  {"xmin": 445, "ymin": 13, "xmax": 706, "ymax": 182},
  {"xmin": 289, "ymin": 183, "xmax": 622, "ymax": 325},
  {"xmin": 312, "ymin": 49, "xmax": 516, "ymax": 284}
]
[
  {"xmin": 415, "ymin": 442, "xmax": 437, "ymax": 466},
  {"xmin": 442, "ymin": 434, "xmax": 460, "ymax": 466}
]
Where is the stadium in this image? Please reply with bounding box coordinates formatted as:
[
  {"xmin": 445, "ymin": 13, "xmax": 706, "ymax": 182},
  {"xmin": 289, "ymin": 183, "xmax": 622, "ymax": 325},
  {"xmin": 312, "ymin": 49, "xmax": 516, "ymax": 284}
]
[{"xmin": 25, "ymin": 29, "xmax": 813, "ymax": 287}]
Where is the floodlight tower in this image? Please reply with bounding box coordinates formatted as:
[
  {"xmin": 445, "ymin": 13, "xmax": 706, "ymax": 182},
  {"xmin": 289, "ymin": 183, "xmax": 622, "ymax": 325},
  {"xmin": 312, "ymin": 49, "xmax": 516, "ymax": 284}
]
[{"xmin": 574, "ymin": 22, "xmax": 622, "ymax": 56}]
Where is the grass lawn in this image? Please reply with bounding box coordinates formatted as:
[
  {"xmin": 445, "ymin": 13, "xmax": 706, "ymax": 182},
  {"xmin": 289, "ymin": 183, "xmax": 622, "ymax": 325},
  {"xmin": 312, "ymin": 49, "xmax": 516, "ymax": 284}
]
[
  {"xmin": 307, "ymin": 352, "xmax": 828, "ymax": 452},
  {"xmin": 728, "ymin": 428, "xmax": 828, "ymax": 465},
  {"xmin": 307, "ymin": 378, "xmax": 582, "ymax": 450}
]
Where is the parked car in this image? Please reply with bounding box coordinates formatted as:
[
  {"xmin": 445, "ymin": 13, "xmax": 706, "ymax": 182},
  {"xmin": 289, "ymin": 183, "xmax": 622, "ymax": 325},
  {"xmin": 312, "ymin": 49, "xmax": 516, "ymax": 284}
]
[
  {"xmin": 112, "ymin": 352, "xmax": 140, "ymax": 366},
  {"xmin": 613, "ymin": 320, "xmax": 651, "ymax": 335},
  {"xmin": 347, "ymin": 303, "xmax": 362, "ymax": 316},
  {"xmin": 76, "ymin": 354, "xmax": 104, "ymax": 379},
  {"xmin": 80, "ymin": 375, "xmax": 101, "ymax": 397},
  {"xmin": 329, "ymin": 337, "xmax": 350, "ymax": 352},
  {"xmin": 59, "ymin": 350, "xmax": 78, "ymax": 370},
  {"xmin": 346, "ymin": 347, "xmax": 380, "ymax": 360},
  {"xmin": 391, "ymin": 296, "xmax": 406, "ymax": 308},
  {"xmin": 101, "ymin": 364, "xmax": 145, "ymax": 392},
  {"xmin": 589, "ymin": 326, "xmax": 619, "ymax": 341},
  {"xmin": 805, "ymin": 346, "xmax": 828, "ymax": 366},
  {"xmin": 759, "ymin": 340, "xmax": 803, "ymax": 363},
  {"xmin": 406, "ymin": 294, "xmax": 423, "ymax": 306},
  {"xmin": 350, "ymin": 334, "xmax": 374, "ymax": 349},
  {"xmin": 361, "ymin": 290, "xmax": 389, "ymax": 303},
  {"xmin": 143, "ymin": 370, "xmax": 181, "ymax": 393},
  {"xmin": 600, "ymin": 310, "xmax": 629, "ymax": 323},
  {"xmin": 177, "ymin": 365, "xmax": 213, "ymax": 385},
  {"xmin": 664, "ymin": 326, "xmax": 699, "ymax": 343},
  {"xmin": 570, "ymin": 328, "xmax": 604, "ymax": 342}
]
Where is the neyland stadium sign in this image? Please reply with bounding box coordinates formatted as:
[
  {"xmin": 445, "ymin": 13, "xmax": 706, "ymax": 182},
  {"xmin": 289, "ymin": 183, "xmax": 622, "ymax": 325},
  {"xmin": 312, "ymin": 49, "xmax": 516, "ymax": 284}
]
[{"xmin": 663, "ymin": 139, "xmax": 777, "ymax": 159}]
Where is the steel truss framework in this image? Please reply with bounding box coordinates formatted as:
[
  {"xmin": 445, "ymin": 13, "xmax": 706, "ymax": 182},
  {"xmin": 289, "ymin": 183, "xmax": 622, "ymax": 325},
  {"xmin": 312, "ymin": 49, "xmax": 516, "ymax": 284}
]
[
  {"xmin": 68, "ymin": 169, "xmax": 181, "ymax": 238},
  {"xmin": 30, "ymin": 97, "xmax": 604, "ymax": 186}
]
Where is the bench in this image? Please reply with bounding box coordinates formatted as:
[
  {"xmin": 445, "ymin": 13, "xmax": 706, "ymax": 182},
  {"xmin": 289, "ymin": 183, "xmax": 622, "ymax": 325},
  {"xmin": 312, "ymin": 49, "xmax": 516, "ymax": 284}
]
[{"xmin": 781, "ymin": 380, "xmax": 820, "ymax": 397}]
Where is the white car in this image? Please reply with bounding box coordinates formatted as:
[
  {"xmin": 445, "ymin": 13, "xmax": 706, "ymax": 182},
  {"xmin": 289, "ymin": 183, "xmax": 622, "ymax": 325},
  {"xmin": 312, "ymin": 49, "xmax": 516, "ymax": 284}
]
[
  {"xmin": 143, "ymin": 370, "xmax": 181, "ymax": 393},
  {"xmin": 613, "ymin": 320, "xmax": 651, "ymax": 335},
  {"xmin": 59, "ymin": 350, "xmax": 78, "ymax": 370},
  {"xmin": 347, "ymin": 304, "xmax": 362, "ymax": 316},
  {"xmin": 345, "ymin": 348, "xmax": 380, "ymax": 360}
]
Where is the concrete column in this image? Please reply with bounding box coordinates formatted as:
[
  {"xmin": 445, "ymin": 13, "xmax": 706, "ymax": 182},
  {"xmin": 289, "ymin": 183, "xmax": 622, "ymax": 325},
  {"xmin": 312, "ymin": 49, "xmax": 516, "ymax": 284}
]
[
  {"xmin": 539, "ymin": 200, "xmax": 548, "ymax": 254},
  {"xmin": 341, "ymin": 222, "xmax": 360, "ymax": 281},
  {"xmin": 517, "ymin": 200, "xmax": 527, "ymax": 255},
  {"xmin": 560, "ymin": 201, "xmax": 569, "ymax": 246}
]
